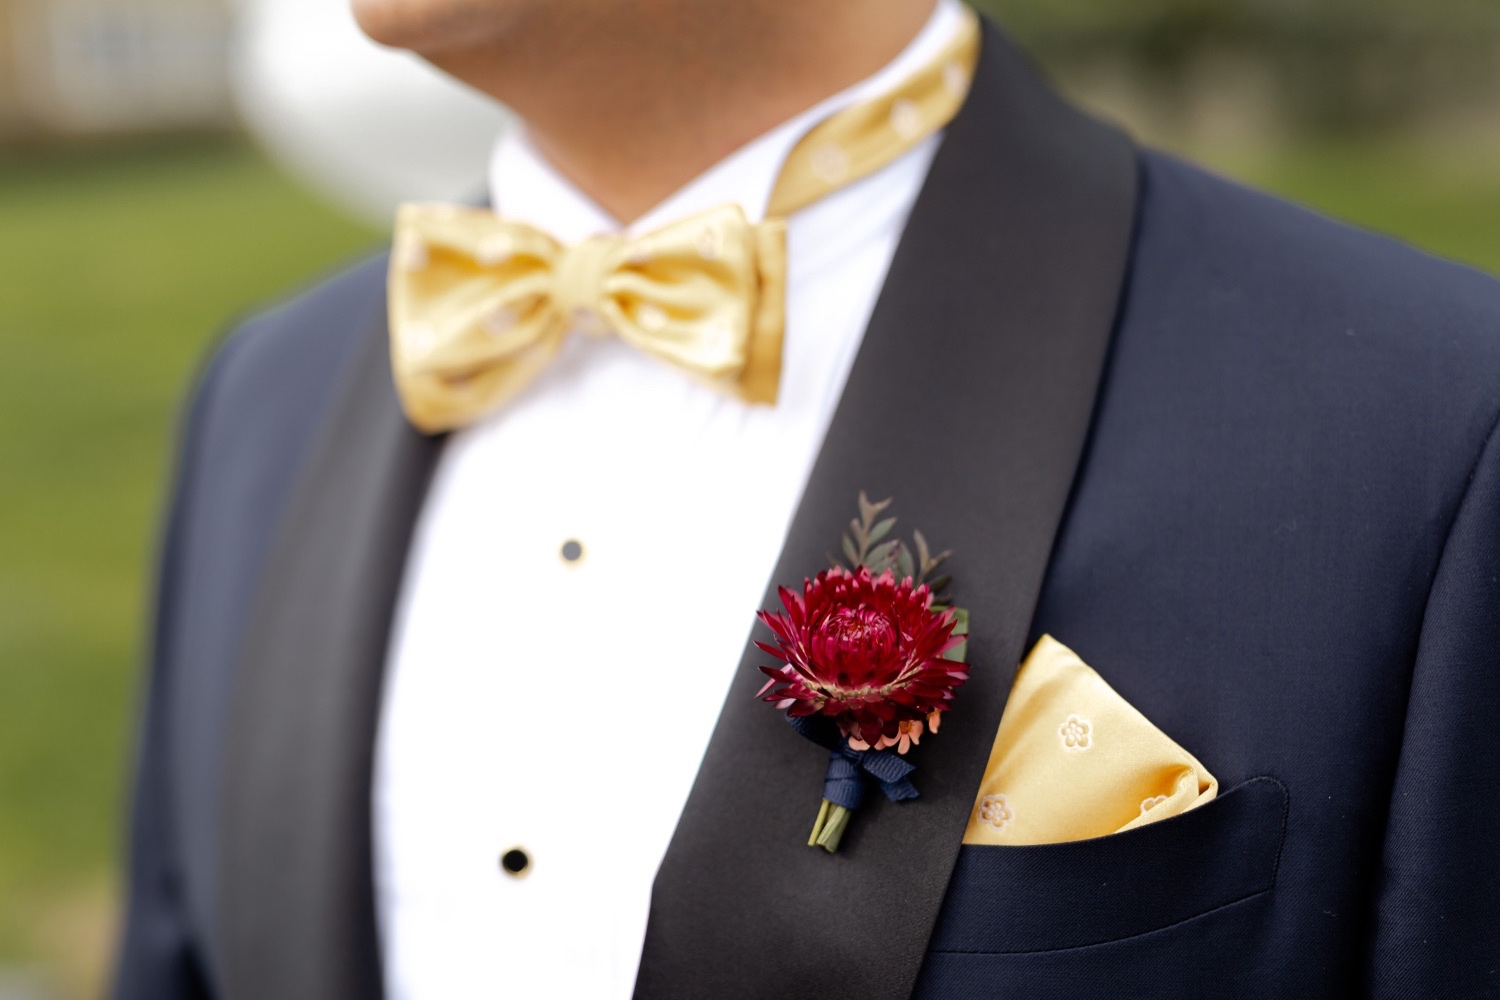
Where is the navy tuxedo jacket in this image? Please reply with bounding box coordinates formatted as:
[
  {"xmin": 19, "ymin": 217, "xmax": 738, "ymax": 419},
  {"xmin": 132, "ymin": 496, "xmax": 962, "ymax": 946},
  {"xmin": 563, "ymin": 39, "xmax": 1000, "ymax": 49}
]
[{"xmin": 114, "ymin": 23, "xmax": 1500, "ymax": 1000}]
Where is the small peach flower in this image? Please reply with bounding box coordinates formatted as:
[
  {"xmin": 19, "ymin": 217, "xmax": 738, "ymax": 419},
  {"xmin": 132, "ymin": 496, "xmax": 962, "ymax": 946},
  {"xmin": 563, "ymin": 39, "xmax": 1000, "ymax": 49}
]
[
  {"xmin": 871, "ymin": 718, "xmax": 925, "ymax": 754},
  {"xmin": 1140, "ymin": 794, "xmax": 1169, "ymax": 816}
]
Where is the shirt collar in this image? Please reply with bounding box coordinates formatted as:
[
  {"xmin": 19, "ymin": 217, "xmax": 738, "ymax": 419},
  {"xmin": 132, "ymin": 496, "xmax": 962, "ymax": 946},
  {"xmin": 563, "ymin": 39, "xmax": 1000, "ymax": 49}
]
[{"xmin": 488, "ymin": 0, "xmax": 966, "ymax": 245}]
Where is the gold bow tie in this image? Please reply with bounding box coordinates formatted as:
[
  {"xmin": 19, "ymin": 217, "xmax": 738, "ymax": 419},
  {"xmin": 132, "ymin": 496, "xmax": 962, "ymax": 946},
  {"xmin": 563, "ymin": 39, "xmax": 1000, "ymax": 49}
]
[
  {"xmin": 388, "ymin": 203, "xmax": 786, "ymax": 433},
  {"xmin": 389, "ymin": 6, "xmax": 982, "ymax": 432}
]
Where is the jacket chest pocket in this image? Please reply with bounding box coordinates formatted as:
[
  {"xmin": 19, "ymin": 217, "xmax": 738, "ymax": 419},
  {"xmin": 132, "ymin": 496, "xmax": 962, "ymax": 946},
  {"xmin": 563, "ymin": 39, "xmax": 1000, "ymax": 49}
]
[{"xmin": 923, "ymin": 776, "xmax": 1288, "ymax": 960}]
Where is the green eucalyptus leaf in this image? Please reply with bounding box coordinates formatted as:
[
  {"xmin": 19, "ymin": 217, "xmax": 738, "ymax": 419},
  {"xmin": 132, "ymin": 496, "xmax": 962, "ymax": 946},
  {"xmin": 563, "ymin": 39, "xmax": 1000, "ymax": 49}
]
[
  {"xmin": 950, "ymin": 606, "xmax": 970, "ymax": 634},
  {"xmin": 944, "ymin": 608, "xmax": 970, "ymax": 663},
  {"xmin": 867, "ymin": 539, "xmax": 901, "ymax": 571},
  {"xmin": 914, "ymin": 530, "xmax": 931, "ymax": 572},
  {"xmin": 867, "ymin": 517, "xmax": 897, "ymax": 547},
  {"xmin": 859, "ymin": 492, "xmax": 892, "ymax": 527},
  {"xmin": 841, "ymin": 535, "xmax": 859, "ymax": 567},
  {"xmin": 896, "ymin": 546, "xmax": 916, "ymax": 580}
]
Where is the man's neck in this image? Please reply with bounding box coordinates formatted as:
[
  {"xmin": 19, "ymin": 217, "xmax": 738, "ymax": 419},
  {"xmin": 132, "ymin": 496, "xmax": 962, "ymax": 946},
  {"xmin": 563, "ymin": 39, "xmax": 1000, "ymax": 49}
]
[{"xmin": 428, "ymin": 0, "xmax": 938, "ymax": 224}]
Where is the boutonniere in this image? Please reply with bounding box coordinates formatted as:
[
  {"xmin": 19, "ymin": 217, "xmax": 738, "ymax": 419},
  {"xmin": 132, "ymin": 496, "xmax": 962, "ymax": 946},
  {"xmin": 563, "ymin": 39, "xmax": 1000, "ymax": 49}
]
[{"xmin": 756, "ymin": 493, "xmax": 969, "ymax": 852}]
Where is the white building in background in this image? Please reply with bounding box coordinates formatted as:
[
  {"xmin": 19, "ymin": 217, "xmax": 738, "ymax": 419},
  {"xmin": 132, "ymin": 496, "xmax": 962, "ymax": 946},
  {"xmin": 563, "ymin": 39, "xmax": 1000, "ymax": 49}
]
[
  {"xmin": 0, "ymin": 0, "xmax": 234, "ymax": 137},
  {"xmin": 0, "ymin": 0, "xmax": 510, "ymax": 222},
  {"xmin": 231, "ymin": 0, "xmax": 510, "ymax": 223}
]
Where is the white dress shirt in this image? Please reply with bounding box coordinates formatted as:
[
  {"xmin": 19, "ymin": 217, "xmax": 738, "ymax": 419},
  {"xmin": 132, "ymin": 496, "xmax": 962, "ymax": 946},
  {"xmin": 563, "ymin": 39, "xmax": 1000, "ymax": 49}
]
[{"xmin": 373, "ymin": 3, "xmax": 964, "ymax": 996}]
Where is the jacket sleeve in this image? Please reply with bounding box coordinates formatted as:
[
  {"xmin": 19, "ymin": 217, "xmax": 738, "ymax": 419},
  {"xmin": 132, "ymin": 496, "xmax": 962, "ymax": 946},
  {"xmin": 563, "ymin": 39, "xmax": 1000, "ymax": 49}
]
[
  {"xmin": 1367, "ymin": 413, "xmax": 1500, "ymax": 994},
  {"xmin": 110, "ymin": 344, "xmax": 237, "ymax": 1000}
]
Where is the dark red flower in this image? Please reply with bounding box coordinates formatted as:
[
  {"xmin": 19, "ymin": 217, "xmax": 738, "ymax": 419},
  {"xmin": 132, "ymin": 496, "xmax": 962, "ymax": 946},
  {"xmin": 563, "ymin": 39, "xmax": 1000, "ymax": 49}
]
[{"xmin": 756, "ymin": 567, "xmax": 967, "ymax": 754}]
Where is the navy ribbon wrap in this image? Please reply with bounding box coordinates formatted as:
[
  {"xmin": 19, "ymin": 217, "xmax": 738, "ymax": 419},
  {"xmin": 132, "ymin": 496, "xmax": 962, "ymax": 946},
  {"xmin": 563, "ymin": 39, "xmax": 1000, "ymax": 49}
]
[{"xmin": 788, "ymin": 714, "xmax": 919, "ymax": 811}]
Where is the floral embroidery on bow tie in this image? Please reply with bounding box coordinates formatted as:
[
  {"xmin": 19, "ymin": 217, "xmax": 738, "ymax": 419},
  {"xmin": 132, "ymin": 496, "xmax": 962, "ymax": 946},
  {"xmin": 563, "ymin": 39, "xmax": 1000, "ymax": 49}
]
[{"xmin": 756, "ymin": 493, "xmax": 970, "ymax": 852}]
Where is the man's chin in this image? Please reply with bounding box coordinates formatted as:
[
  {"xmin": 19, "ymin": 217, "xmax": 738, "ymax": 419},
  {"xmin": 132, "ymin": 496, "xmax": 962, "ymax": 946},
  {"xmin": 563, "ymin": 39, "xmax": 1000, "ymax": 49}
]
[{"xmin": 349, "ymin": 0, "xmax": 526, "ymax": 54}]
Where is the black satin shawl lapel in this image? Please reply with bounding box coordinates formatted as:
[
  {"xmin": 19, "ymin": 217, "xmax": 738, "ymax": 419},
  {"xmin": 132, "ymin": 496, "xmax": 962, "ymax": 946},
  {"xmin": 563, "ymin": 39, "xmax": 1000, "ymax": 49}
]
[
  {"xmin": 218, "ymin": 293, "xmax": 441, "ymax": 1000},
  {"xmin": 635, "ymin": 25, "xmax": 1139, "ymax": 1000}
]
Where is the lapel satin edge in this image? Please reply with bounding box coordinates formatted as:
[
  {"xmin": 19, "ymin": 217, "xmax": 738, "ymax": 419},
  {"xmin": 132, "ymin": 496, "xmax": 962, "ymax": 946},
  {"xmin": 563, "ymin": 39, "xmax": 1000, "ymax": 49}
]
[
  {"xmin": 637, "ymin": 23, "xmax": 1140, "ymax": 1000},
  {"xmin": 217, "ymin": 290, "xmax": 443, "ymax": 1000}
]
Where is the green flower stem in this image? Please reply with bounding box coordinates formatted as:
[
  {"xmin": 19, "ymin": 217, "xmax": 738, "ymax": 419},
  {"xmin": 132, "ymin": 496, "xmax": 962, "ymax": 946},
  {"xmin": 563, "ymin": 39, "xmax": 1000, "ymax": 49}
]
[
  {"xmin": 808, "ymin": 799, "xmax": 831, "ymax": 847},
  {"xmin": 808, "ymin": 798, "xmax": 853, "ymax": 853}
]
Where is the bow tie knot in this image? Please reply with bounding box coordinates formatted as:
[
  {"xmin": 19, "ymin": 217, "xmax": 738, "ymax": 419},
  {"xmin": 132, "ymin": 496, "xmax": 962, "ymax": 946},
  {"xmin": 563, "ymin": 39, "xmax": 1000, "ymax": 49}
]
[{"xmin": 551, "ymin": 235, "xmax": 620, "ymax": 336}]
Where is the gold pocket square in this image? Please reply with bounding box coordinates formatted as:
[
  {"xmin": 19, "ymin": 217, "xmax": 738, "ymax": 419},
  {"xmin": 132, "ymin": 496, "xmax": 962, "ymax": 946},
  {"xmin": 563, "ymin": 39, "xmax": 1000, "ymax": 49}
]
[{"xmin": 964, "ymin": 636, "xmax": 1217, "ymax": 846}]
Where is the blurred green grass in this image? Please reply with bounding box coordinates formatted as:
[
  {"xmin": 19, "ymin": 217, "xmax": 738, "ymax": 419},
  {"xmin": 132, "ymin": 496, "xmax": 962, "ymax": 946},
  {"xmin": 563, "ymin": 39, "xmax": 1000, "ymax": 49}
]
[
  {"xmin": 0, "ymin": 137, "xmax": 379, "ymax": 996},
  {"xmin": 1, "ymin": 132, "xmax": 1498, "ymax": 996}
]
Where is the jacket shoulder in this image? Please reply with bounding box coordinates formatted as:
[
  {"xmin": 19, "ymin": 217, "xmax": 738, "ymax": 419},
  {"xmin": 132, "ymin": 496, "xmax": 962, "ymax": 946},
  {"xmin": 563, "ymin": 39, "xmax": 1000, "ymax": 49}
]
[
  {"xmin": 205, "ymin": 252, "xmax": 389, "ymax": 428},
  {"xmin": 1130, "ymin": 149, "xmax": 1500, "ymax": 444}
]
